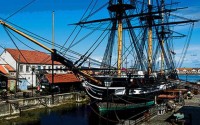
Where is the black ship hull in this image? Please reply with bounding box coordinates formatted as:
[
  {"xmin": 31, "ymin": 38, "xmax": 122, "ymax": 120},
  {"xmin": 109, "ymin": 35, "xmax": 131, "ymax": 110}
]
[{"xmin": 82, "ymin": 75, "xmax": 179, "ymax": 111}]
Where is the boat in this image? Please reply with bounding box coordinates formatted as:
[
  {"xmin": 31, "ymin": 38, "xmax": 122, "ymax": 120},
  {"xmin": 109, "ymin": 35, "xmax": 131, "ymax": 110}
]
[
  {"xmin": 0, "ymin": 0, "xmax": 198, "ymax": 112},
  {"xmin": 74, "ymin": 0, "xmax": 198, "ymax": 111},
  {"xmin": 197, "ymin": 80, "xmax": 200, "ymax": 84}
]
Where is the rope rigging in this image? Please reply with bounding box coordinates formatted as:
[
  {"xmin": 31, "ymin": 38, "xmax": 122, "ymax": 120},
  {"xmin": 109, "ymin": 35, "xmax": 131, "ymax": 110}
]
[
  {"xmin": 152, "ymin": 15, "xmax": 171, "ymax": 70},
  {"xmin": 125, "ymin": 12, "xmax": 145, "ymax": 71},
  {"xmin": 69, "ymin": 23, "xmax": 106, "ymax": 50},
  {"xmin": 4, "ymin": 27, "xmax": 30, "ymax": 65},
  {"xmin": 73, "ymin": 22, "xmax": 111, "ymax": 67},
  {"xmin": 0, "ymin": 1, "xmax": 199, "ymax": 124},
  {"xmin": 62, "ymin": 0, "xmax": 108, "ymax": 55},
  {"xmin": 60, "ymin": 0, "xmax": 95, "ymax": 53},
  {"xmin": 5, "ymin": 0, "xmax": 37, "ymax": 20},
  {"xmin": 2, "ymin": 27, "xmax": 37, "ymax": 86},
  {"xmin": 82, "ymin": 1, "xmax": 108, "ymax": 22},
  {"xmin": 101, "ymin": 20, "xmax": 117, "ymax": 68},
  {"xmin": 177, "ymin": 23, "xmax": 194, "ymax": 68},
  {"xmin": 0, "ymin": 19, "xmax": 108, "ymax": 68},
  {"xmin": 76, "ymin": 30, "xmax": 110, "ymax": 67}
]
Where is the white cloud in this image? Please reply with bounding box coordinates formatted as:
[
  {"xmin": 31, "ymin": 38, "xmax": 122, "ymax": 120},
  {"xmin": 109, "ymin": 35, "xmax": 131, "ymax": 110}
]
[
  {"xmin": 174, "ymin": 45, "xmax": 200, "ymax": 67},
  {"xmin": 171, "ymin": 6, "xmax": 200, "ymax": 31}
]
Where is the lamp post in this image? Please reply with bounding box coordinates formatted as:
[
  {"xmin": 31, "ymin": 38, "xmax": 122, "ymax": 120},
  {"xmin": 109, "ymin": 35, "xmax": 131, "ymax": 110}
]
[
  {"xmin": 104, "ymin": 79, "xmax": 112, "ymax": 110},
  {"xmin": 186, "ymin": 72, "xmax": 188, "ymax": 83},
  {"xmin": 32, "ymin": 66, "xmax": 35, "ymax": 97}
]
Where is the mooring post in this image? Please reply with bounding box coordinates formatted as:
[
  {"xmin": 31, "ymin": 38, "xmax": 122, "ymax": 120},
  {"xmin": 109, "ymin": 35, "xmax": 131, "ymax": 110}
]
[{"xmin": 9, "ymin": 103, "xmax": 11, "ymax": 115}]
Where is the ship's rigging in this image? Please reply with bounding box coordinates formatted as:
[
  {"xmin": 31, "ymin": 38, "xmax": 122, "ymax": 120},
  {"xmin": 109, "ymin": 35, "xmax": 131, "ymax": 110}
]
[
  {"xmin": 0, "ymin": 1, "xmax": 199, "ymax": 120},
  {"xmin": 0, "ymin": 1, "xmax": 199, "ymax": 124},
  {"xmin": 0, "ymin": 0, "xmax": 198, "ymax": 82},
  {"xmin": 0, "ymin": 0, "xmax": 198, "ymax": 83},
  {"xmin": 68, "ymin": 0, "xmax": 198, "ymax": 77}
]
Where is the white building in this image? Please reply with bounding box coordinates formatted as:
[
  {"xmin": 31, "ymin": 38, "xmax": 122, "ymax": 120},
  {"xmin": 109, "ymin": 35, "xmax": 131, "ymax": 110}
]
[{"xmin": 0, "ymin": 48, "xmax": 66, "ymax": 87}]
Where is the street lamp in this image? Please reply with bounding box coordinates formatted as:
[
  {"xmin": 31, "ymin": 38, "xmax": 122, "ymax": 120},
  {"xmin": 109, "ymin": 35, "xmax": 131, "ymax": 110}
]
[
  {"xmin": 186, "ymin": 72, "xmax": 188, "ymax": 83},
  {"xmin": 104, "ymin": 78, "xmax": 112, "ymax": 110},
  {"xmin": 32, "ymin": 66, "xmax": 35, "ymax": 97}
]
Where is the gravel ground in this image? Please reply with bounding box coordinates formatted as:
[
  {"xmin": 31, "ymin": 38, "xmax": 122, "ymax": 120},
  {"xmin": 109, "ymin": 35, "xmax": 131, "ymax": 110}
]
[
  {"xmin": 184, "ymin": 94, "xmax": 200, "ymax": 106},
  {"xmin": 141, "ymin": 94, "xmax": 200, "ymax": 125}
]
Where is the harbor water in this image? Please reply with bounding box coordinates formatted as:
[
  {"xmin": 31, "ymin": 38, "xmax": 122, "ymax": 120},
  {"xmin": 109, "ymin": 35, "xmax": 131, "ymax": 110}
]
[
  {"xmin": 178, "ymin": 74, "xmax": 200, "ymax": 82},
  {"xmin": 1, "ymin": 75, "xmax": 199, "ymax": 125},
  {"xmin": 1, "ymin": 103, "xmax": 120, "ymax": 125}
]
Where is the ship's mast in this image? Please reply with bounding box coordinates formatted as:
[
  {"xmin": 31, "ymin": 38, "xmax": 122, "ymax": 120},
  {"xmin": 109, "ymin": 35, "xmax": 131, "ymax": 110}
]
[
  {"xmin": 117, "ymin": 0, "xmax": 123, "ymax": 76},
  {"xmin": 108, "ymin": 0, "xmax": 134, "ymax": 76},
  {"xmin": 72, "ymin": 0, "xmax": 198, "ymax": 78},
  {"xmin": 160, "ymin": 0, "xmax": 164, "ymax": 74},
  {"xmin": 148, "ymin": 0, "xmax": 153, "ymax": 75},
  {"xmin": 117, "ymin": 20, "xmax": 123, "ymax": 75}
]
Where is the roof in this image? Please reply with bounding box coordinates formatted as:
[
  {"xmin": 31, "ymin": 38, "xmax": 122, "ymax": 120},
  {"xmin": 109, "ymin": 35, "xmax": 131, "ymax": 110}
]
[
  {"xmin": 164, "ymin": 89, "xmax": 188, "ymax": 94},
  {"xmin": 177, "ymin": 68, "xmax": 199, "ymax": 71},
  {"xmin": 45, "ymin": 73, "xmax": 80, "ymax": 84},
  {"xmin": 4, "ymin": 64, "xmax": 15, "ymax": 72},
  {"xmin": 0, "ymin": 64, "xmax": 16, "ymax": 79},
  {"xmin": 6, "ymin": 48, "xmax": 61, "ymax": 65},
  {"xmin": 158, "ymin": 94, "xmax": 176, "ymax": 99},
  {"xmin": 0, "ymin": 65, "xmax": 8, "ymax": 75}
]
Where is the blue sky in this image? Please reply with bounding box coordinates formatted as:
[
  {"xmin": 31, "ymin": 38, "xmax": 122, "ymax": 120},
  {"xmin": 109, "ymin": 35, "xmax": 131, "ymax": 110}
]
[{"xmin": 0, "ymin": 0, "xmax": 199, "ymax": 68}]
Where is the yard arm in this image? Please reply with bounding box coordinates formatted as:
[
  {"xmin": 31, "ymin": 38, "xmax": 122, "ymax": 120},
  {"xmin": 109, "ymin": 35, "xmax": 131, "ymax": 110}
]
[{"xmin": 0, "ymin": 20, "xmax": 101, "ymax": 85}]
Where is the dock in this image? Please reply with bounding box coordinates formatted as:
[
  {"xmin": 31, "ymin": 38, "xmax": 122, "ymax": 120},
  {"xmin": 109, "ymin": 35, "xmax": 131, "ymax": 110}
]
[
  {"xmin": 141, "ymin": 94, "xmax": 200, "ymax": 125},
  {"xmin": 0, "ymin": 92, "xmax": 88, "ymax": 118}
]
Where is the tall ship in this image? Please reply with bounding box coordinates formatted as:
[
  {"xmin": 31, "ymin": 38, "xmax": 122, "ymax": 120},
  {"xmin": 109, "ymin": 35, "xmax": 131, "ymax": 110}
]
[
  {"xmin": 71, "ymin": 0, "xmax": 198, "ymax": 111},
  {"xmin": 0, "ymin": 0, "xmax": 198, "ymax": 111}
]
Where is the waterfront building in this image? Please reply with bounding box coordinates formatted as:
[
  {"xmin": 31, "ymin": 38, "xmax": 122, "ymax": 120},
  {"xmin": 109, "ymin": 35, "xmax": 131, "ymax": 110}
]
[
  {"xmin": 176, "ymin": 68, "xmax": 200, "ymax": 74},
  {"xmin": 0, "ymin": 64, "xmax": 16, "ymax": 92},
  {"xmin": 41, "ymin": 73, "xmax": 81, "ymax": 93},
  {"xmin": 0, "ymin": 69, "xmax": 8, "ymax": 92},
  {"xmin": 0, "ymin": 48, "xmax": 67, "ymax": 89}
]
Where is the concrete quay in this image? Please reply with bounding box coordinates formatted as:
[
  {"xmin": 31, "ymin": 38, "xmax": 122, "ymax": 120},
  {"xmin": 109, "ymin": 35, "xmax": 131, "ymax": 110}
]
[{"xmin": 0, "ymin": 92, "xmax": 88, "ymax": 118}]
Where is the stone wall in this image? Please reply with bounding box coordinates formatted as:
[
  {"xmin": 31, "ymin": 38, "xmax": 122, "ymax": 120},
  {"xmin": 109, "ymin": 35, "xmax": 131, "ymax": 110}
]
[{"xmin": 0, "ymin": 92, "xmax": 87, "ymax": 117}]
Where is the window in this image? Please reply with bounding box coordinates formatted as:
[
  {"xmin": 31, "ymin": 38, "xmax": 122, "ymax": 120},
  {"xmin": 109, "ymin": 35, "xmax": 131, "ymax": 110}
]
[
  {"xmin": 48, "ymin": 66, "xmax": 51, "ymax": 71},
  {"xmin": 56, "ymin": 66, "xmax": 58, "ymax": 73},
  {"xmin": 60, "ymin": 67, "xmax": 63, "ymax": 72},
  {"xmin": 31, "ymin": 66, "xmax": 36, "ymax": 72},
  {"xmin": 26, "ymin": 65, "xmax": 30, "ymax": 72},
  {"xmin": 0, "ymin": 81, "xmax": 6, "ymax": 87},
  {"xmin": 63, "ymin": 67, "xmax": 67, "ymax": 72},
  {"xmin": 37, "ymin": 66, "xmax": 41, "ymax": 70},
  {"xmin": 43, "ymin": 66, "xmax": 46, "ymax": 70},
  {"xmin": 10, "ymin": 72, "xmax": 15, "ymax": 76},
  {"xmin": 19, "ymin": 65, "xmax": 23, "ymax": 72}
]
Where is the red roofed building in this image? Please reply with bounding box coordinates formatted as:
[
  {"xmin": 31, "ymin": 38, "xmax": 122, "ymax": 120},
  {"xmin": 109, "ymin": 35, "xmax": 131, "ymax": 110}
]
[
  {"xmin": 40, "ymin": 73, "xmax": 81, "ymax": 93},
  {"xmin": 0, "ymin": 65, "xmax": 8, "ymax": 75},
  {"xmin": 4, "ymin": 64, "xmax": 15, "ymax": 72},
  {"xmin": 0, "ymin": 48, "xmax": 68, "ymax": 88},
  {"xmin": 176, "ymin": 68, "xmax": 200, "ymax": 74},
  {"xmin": 0, "ymin": 65, "xmax": 8, "ymax": 91},
  {"xmin": 45, "ymin": 73, "xmax": 80, "ymax": 83},
  {"xmin": 0, "ymin": 64, "xmax": 16, "ymax": 92},
  {"xmin": 4, "ymin": 48, "xmax": 61, "ymax": 65}
]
